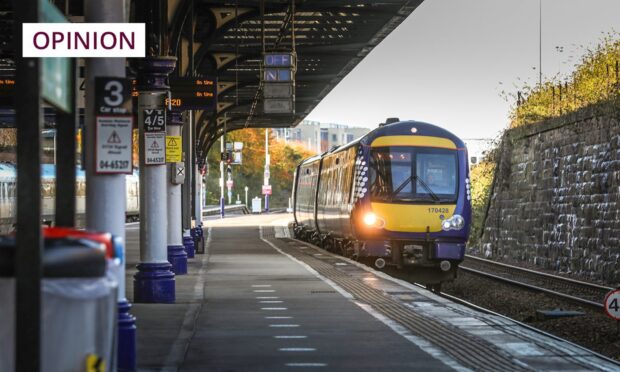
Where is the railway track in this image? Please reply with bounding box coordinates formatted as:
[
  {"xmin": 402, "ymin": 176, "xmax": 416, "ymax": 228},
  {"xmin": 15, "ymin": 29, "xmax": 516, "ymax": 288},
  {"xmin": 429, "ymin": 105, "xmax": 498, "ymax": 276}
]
[{"xmin": 459, "ymin": 255, "xmax": 614, "ymax": 310}]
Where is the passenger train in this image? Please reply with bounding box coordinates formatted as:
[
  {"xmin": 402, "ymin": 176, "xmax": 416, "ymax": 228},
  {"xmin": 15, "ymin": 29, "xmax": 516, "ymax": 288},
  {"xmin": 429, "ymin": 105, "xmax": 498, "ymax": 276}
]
[
  {"xmin": 292, "ymin": 119, "xmax": 471, "ymax": 288},
  {"xmin": 0, "ymin": 163, "xmax": 139, "ymax": 232}
]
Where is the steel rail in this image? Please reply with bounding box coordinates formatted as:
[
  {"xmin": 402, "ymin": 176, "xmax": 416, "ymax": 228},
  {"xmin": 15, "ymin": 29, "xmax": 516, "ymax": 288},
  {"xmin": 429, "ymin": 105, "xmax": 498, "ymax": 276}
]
[
  {"xmin": 464, "ymin": 254, "xmax": 614, "ymax": 292},
  {"xmin": 458, "ymin": 265, "xmax": 604, "ymax": 310}
]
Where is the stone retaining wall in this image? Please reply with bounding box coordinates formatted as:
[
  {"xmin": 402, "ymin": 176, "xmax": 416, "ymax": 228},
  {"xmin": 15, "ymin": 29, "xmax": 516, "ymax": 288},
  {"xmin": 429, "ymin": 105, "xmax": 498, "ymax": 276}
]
[{"xmin": 480, "ymin": 103, "xmax": 620, "ymax": 284}]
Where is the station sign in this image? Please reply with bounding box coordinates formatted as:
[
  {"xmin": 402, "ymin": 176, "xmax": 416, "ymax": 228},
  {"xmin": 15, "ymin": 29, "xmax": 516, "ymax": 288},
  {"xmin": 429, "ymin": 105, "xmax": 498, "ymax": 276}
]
[
  {"xmin": 166, "ymin": 135, "xmax": 182, "ymax": 163},
  {"xmin": 145, "ymin": 132, "xmax": 166, "ymax": 165},
  {"xmin": 95, "ymin": 116, "xmax": 132, "ymax": 174},
  {"xmin": 95, "ymin": 77, "xmax": 131, "ymax": 115},
  {"xmin": 604, "ymin": 289, "xmax": 620, "ymax": 320},
  {"xmin": 264, "ymin": 98, "xmax": 294, "ymax": 114},
  {"xmin": 262, "ymin": 185, "xmax": 272, "ymax": 195},
  {"xmin": 39, "ymin": 0, "xmax": 72, "ymax": 113},
  {"xmin": 143, "ymin": 109, "xmax": 166, "ymax": 132},
  {"xmin": 264, "ymin": 69, "xmax": 292, "ymax": 82},
  {"xmin": 264, "ymin": 53, "xmax": 296, "ymax": 68},
  {"xmin": 94, "ymin": 77, "xmax": 133, "ymax": 174},
  {"xmin": 264, "ymin": 84, "xmax": 293, "ymax": 98}
]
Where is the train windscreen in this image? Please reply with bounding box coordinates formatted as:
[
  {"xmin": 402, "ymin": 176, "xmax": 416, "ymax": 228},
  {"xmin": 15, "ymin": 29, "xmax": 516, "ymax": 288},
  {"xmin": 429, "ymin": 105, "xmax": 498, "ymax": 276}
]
[{"xmin": 369, "ymin": 147, "xmax": 458, "ymax": 203}]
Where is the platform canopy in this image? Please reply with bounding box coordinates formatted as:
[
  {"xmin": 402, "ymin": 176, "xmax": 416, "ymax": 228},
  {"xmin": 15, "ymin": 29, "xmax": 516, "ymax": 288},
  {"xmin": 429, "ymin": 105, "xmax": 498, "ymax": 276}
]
[
  {"xmin": 0, "ymin": 0, "xmax": 422, "ymax": 153},
  {"xmin": 189, "ymin": 0, "xmax": 422, "ymax": 152}
]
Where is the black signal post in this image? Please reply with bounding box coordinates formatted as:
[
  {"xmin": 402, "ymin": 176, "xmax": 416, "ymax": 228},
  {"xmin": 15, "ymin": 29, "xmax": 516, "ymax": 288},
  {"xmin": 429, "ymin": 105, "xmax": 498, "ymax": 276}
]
[{"xmin": 14, "ymin": 0, "xmax": 43, "ymax": 371}]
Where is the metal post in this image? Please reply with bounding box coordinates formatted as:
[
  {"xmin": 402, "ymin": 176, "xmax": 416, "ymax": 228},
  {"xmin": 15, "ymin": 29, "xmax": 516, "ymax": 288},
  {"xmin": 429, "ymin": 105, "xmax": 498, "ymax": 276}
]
[
  {"xmin": 83, "ymin": 1, "xmax": 137, "ymax": 369},
  {"xmin": 133, "ymin": 57, "xmax": 177, "ymax": 304},
  {"xmin": 245, "ymin": 186, "xmax": 248, "ymax": 208},
  {"xmin": 15, "ymin": 0, "xmax": 42, "ymax": 370},
  {"xmin": 167, "ymin": 112, "xmax": 188, "ymax": 273},
  {"xmin": 194, "ymin": 163, "xmax": 203, "ymax": 225},
  {"xmin": 55, "ymin": 58, "xmax": 77, "ymax": 227},
  {"xmin": 264, "ymin": 128, "xmax": 270, "ymax": 212},
  {"xmin": 181, "ymin": 111, "xmax": 192, "ymax": 228},
  {"xmin": 220, "ymin": 133, "xmax": 225, "ymax": 218},
  {"xmin": 182, "ymin": 111, "xmax": 194, "ymax": 254}
]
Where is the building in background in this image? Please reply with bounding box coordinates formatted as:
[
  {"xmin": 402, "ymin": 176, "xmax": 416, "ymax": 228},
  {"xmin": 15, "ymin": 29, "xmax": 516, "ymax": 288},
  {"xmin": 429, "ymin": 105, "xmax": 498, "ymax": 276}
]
[
  {"xmin": 274, "ymin": 120, "xmax": 370, "ymax": 154},
  {"xmin": 463, "ymin": 138, "xmax": 495, "ymax": 167}
]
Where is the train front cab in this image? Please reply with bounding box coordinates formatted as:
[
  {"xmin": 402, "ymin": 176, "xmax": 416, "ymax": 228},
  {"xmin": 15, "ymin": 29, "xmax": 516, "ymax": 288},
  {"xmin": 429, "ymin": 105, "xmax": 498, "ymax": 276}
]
[{"xmin": 355, "ymin": 125, "xmax": 471, "ymax": 285}]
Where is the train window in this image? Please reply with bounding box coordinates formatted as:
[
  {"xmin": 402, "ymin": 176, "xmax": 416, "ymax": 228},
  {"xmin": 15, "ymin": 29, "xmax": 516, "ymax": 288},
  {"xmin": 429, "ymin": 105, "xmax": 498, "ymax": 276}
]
[{"xmin": 369, "ymin": 147, "xmax": 458, "ymax": 203}]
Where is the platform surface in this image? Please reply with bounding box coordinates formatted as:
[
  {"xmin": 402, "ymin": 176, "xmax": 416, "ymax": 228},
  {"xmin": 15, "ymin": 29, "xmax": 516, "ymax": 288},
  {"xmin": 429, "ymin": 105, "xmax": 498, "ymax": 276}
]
[{"xmin": 125, "ymin": 213, "xmax": 620, "ymax": 371}]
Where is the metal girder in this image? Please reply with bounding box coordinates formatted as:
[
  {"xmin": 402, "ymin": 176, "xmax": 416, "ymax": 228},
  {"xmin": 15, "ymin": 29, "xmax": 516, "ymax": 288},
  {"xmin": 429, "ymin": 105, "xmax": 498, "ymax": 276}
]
[{"xmin": 171, "ymin": 0, "xmax": 423, "ymax": 159}]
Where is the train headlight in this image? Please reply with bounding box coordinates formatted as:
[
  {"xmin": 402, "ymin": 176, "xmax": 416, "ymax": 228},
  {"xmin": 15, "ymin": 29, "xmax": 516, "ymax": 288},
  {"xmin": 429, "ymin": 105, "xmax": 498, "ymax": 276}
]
[
  {"xmin": 362, "ymin": 212, "xmax": 385, "ymax": 228},
  {"xmin": 363, "ymin": 212, "xmax": 377, "ymax": 226},
  {"xmin": 441, "ymin": 220, "xmax": 452, "ymax": 231},
  {"xmin": 441, "ymin": 214, "xmax": 465, "ymax": 231}
]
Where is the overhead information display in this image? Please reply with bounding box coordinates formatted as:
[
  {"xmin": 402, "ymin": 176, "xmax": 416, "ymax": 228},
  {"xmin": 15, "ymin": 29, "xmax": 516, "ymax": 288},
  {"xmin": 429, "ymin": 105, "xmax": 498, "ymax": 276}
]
[{"xmin": 168, "ymin": 77, "xmax": 217, "ymax": 111}]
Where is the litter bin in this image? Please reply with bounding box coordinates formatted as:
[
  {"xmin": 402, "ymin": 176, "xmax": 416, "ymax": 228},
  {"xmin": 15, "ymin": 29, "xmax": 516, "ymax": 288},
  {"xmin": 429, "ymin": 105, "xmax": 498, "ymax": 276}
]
[{"xmin": 0, "ymin": 233, "xmax": 118, "ymax": 372}]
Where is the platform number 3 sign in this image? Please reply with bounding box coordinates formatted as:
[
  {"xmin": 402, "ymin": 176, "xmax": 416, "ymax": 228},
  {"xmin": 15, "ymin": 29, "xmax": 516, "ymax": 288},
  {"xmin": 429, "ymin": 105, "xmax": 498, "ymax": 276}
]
[{"xmin": 604, "ymin": 289, "xmax": 620, "ymax": 320}]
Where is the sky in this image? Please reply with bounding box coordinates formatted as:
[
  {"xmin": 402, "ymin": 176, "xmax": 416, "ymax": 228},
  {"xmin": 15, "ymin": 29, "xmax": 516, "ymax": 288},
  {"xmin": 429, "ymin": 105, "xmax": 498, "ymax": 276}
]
[{"xmin": 305, "ymin": 0, "xmax": 620, "ymax": 140}]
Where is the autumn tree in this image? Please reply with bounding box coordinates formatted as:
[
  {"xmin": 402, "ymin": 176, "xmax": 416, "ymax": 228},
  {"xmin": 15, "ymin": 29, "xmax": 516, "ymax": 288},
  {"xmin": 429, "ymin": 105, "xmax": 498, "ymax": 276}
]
[{"xmin": 204, "ymin": 128, "xmax": 314, "ymax": 208}]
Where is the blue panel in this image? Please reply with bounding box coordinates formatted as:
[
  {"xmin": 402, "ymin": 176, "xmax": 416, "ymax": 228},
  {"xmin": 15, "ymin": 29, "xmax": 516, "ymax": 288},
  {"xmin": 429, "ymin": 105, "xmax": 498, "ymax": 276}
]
[
  {"xmin": 167, "ymin": 244, "xmax": 188, "ymax": 275},
  {"xmin": 133, "ymin": 262, "xmax": 175, "ymax": 303}
]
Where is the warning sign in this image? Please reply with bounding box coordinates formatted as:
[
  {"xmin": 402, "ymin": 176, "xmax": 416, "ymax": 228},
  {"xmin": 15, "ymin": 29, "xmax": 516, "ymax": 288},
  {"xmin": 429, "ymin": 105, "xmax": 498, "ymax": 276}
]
[
  {"xmin": 145, "ymin": 132, "xmax": 166, "ymax": 165},
  {"xmin": 166, "ymin": 135, "xmax": 182, "ymax": 162},
  {"xmin": 604, "ymin": 289, "xmax": 620, "ymax": 320},
  {"xmin": 95, "ymin": 116, "xmax": 132, "ymax": 174}
]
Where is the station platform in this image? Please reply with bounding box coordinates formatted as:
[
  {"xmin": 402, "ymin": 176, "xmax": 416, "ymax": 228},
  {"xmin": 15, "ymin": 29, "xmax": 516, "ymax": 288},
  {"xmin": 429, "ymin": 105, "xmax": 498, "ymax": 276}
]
[{"xmin": 124, "ymin": 214, "xmax": 619, "ymax": 371}]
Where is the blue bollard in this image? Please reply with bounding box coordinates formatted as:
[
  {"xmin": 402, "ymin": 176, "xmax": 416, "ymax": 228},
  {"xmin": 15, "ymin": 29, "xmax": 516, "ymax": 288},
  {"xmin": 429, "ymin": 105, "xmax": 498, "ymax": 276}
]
[
  {"xmin": 133, "ymin": 262, "xmax": 175, "ymax": 303},
  {"xmin": 183, "ymin": 233, "xmax": 195, "ymax": 258},
  {"xmin": 117, "ymin": 299, "xmax": 136, "ymax": 371},
  {"xmin": 167, "ymin": 244, "xmax": 187, "ymax": 274}
]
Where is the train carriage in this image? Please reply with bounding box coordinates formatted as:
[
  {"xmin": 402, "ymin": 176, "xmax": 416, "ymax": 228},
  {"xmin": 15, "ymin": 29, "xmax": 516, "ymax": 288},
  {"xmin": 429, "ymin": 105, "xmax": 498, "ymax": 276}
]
[{"xmin": 293, "ymin": 119, "xmax": 471, "ymax": 287}]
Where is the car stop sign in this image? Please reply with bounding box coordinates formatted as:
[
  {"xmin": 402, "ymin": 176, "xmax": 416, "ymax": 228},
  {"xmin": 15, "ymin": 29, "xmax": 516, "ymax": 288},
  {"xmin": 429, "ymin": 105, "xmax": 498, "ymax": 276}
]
[{"xmin": 604, "ymin": 289, "xmax": 620, "ymax": 320}]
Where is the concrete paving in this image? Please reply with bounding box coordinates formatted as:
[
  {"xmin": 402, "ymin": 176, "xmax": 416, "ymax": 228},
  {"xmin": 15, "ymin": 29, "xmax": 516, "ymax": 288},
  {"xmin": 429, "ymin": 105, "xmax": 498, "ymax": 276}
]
[
  {"xmin": 125, "ymin": 214, "xmax": 620, "ymax": 371},
  {"xmin": 125, "ymin": 215, "xmax": 452, "ymax": 371}
]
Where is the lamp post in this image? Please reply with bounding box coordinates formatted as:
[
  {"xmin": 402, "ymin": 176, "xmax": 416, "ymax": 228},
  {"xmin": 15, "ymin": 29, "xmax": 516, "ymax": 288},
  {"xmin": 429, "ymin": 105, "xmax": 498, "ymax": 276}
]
[
  {"xmin": 264, "ymin": 128, "xmax": 270, "ymax": 212},
  {"xmin": 245, "ymin": 186, "xmax": 249, "ymax": 208}
]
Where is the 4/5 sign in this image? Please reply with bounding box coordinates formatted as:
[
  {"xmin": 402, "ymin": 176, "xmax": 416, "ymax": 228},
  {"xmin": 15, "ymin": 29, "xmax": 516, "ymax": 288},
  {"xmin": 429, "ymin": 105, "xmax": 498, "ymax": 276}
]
[{"xmin": 143, "ymin": 109, "xmax": 166, "ymax": 132}]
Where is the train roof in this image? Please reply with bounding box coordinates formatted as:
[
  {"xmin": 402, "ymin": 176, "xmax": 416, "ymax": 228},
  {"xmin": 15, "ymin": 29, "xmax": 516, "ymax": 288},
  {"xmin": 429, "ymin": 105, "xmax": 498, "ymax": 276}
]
[
  {"xmin": 296, "ymin": 120, "xmax": 467, "ymax": 168},
  {"xmin": 359, "ymin": 120, "xmax": 466, "ymax": 149}
]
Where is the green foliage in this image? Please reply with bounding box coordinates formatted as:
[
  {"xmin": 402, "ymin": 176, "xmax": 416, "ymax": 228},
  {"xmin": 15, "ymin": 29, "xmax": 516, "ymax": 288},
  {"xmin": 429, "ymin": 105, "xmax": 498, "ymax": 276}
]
[
  {"xmin": 468, "ymin": 160, "xmax": 495, "ymax": 247},
  {"xmin": 507, "ymin": 32, "xmax": 620, "ymax": 128}
]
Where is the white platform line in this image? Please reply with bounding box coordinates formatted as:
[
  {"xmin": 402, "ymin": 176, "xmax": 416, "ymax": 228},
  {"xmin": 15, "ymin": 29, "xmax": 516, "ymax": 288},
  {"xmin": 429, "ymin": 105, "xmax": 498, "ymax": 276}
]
[
  {"xmin": 252, "ymin": 284, "xmax": 272, "ymax": 287},
  {"xmin": 260, "ymin": 300, "xmax": 283, "ymax": 304},
  {"xmin": 266, "ymin": 316, "xmax": 293, "ymax": 319},
  {"xmin": 254, "ymin": 289, "xmax": 276, "ymax": 293},
  {"xmin": 258, "ymin": 226, "xmax": 463, "ymax": 371},
  {"xmin": 261, "ymin": 307, "xmax": 288, "ymax": 311},
  {"xmin": 279, "ymin": 348, "xmax": 316, "ymax": 352},
  {"xmin": 269, "ymin": 324, "xmax": 299, "ymax": 328},
  {"xmin": 256, "ymin": 296, "xmax": 279, "ymax": 299},
  {"xmin": 275, "ymin": 335, "xmax": 307, "ymax": 339},
  {"xmin": 285, "ymin": 363, "xmax": 326, "ymax": 367}
]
